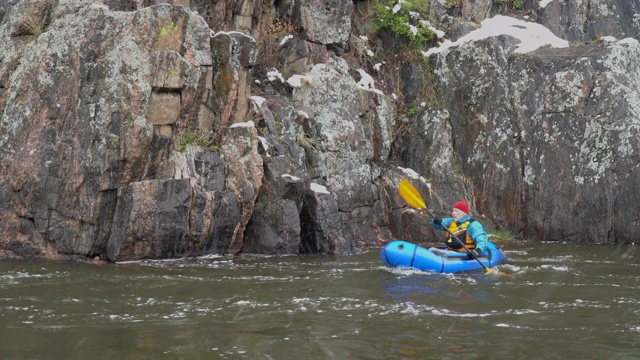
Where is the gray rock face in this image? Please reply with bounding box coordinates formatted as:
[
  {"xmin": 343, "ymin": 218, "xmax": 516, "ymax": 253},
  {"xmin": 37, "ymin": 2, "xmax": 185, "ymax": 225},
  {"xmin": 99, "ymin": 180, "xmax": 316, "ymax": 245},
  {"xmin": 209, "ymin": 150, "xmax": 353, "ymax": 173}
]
[
  {"xmin": 0, "ymin": 2, "xmax": 233, "ymax": 261},
  {"xmin": 241, "ymin": 95, "xmax": 308, "ymax": 255},
  {"xmin": 432, "ymin": 36, "xmax": 640, "ymax": 243},
  {"xmin": 290, "ymin": 57, "xmax": 395, "ymax": 248},
  {"xmin": 538, "ymin": 0, "xmax": 640, "ymax": 43},
  {"xmin": 2, "ymin": 0, "xmax": 640, "ymax": 261},
  {"xmin": 297, "ymin": 0, "xmax": 352, "ymax": 47},
  {"xmin": 0, "ymin": 0, "xmax": 389, "ymax": 261}
]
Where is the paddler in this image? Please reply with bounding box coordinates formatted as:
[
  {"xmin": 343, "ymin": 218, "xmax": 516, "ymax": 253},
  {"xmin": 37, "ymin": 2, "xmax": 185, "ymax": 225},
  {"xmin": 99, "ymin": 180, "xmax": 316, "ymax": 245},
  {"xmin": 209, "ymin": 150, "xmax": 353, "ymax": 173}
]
[{"xmin": 432, "ymin": 200, "xmax": 489, "ymax": 259}]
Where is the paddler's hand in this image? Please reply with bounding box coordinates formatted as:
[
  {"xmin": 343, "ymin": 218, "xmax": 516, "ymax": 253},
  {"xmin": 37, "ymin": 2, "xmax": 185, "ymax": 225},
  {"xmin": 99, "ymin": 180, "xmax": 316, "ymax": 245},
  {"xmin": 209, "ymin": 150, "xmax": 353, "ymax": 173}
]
[
  {"xmin": 468, "ymin": 249, "xmax": 481, "ymax": 259},
  {"xmin": 433, "ymin": 216, "xmax": 442, "ymax": 225}
]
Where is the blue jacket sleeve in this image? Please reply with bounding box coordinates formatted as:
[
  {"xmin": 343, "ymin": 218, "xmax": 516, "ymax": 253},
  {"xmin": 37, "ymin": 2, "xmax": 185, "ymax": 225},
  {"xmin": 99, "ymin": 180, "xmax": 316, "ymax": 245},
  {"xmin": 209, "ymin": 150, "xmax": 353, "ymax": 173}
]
[
  {"xmin": 467, "ymin": 221, "xmax": 489, "ymax": 253},
  {"xmin": 432, "ymin": 217, "xmax": 453, "ymax": 231}
]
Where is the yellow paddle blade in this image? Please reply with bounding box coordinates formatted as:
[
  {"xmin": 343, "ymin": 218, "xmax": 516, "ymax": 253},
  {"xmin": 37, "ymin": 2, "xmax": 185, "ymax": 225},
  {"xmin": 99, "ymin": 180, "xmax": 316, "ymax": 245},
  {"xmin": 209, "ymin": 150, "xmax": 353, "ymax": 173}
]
[{"xmin": 399, "ymin": 179, "xmax": 426, "ymax": 209}]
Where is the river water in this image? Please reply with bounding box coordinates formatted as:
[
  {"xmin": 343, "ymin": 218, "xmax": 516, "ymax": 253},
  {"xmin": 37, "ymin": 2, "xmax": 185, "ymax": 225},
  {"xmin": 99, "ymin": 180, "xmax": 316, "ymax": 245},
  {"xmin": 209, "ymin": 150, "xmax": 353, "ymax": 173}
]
[{"xmin": 1, "ymin": 241, "xmax": 639, "ymax": 359}]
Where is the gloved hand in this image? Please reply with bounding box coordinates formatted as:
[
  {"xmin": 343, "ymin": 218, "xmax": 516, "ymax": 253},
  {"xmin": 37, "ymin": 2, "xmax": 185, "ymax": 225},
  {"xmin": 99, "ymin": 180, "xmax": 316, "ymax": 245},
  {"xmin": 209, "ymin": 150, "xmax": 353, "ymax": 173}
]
[
  {"xmin": 433, "ymin": 216, "xmax": 442, "ymax": 225},
  {"xmin": 468, "ymin": 249, "xmax": 482, "ymax": 259}
]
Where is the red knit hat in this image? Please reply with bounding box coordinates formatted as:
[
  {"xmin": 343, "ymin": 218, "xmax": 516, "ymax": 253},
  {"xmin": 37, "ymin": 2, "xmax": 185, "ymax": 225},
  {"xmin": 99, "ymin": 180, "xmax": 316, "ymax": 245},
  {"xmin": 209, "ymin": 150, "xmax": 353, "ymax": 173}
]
[{"xmin": 453, "ymin": 200, "xmax": 469, "ymax": 214}]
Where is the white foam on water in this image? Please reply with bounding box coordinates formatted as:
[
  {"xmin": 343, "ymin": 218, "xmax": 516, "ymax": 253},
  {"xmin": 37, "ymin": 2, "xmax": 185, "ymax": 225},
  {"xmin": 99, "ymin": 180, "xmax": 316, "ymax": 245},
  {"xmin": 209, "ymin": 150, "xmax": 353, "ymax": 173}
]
[
  {"xmin": 231, "ymin": 300, "xmax": 271, "ymax": 308},
  {"xmin": 495, "ymin": 323, "xmax": 529, "ymax": 329},
  {"xmin": 538, "ymin": 264, "xmax": 570, "ymax": 271},
  {"xmin": 376, "ymin": 302, "xmax": 433, "ymax": 316},
  {"xmin": 527, "ymin": 255, "xmax": 575, "ymax": 262},
  {"xmin": 539, "ymin": 299, "xmax": 610, "ymax": 310},
  {"xmin": 196, "ymin": 254, "xmax": 225, "ymax": 260},
  {"xmin": 231, "ymin": 300, "xmax": 251, "ymax": 306},
  {"xmin": 383, "ymin": 266, "xmax": 434, "ymax": 276},
  {"xmin": 0, "ymin": 271, "xmax": 58, "ymax": 286},
  {"xmin": 6, "ymin": 306, "xmax": 33, "ymax": 311},
  {"xmin": 116, "ymin": 258, "xmax": 182, "ymax": 265},
  {"xmin": 503, "ymin": 250, "xmax": 528, "ymax": 256},
  {"xmin": 499, "ymin": 264, "xmax": 523, "ymax": 273},
  {"xmin": 2, "ymin": 272, "xmax": 47, "ymax": 279},
  {"xmin": 109, "ymin": 314, "xmax": 138, "ymax": 322},
  {"xmin": 291, "ymin": 297, "xmax": 319, "ymax": 306},
  {"xmin": 614, "ymin": 297, "xmax": 639, "ymax": 304},
  {"xmin": 505, "ymin": 309, "xmax": 540, "ymax": 315}
]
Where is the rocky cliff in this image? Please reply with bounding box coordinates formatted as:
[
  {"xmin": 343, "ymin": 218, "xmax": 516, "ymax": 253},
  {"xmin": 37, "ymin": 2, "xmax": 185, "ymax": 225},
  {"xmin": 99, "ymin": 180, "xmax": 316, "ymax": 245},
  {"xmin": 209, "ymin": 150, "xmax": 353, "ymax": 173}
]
[{"xmin": 0, "ymin": 0, "xmax": 639, "ymax": 261}]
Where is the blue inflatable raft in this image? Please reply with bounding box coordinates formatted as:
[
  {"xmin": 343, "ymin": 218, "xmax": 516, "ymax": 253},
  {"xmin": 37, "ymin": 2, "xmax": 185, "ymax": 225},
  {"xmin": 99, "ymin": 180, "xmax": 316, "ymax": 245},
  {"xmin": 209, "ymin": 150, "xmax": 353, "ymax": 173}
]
[{"xmin": 380, "ymin": 240, "xmax": 506, "ymax": 273}]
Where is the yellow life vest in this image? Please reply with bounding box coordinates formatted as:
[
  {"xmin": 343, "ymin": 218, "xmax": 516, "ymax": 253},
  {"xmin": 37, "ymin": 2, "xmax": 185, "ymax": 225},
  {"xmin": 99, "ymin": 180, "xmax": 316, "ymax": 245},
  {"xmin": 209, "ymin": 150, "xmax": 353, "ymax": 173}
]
[{"xmin": 446, "ymin": 220, "xmax": 476, "ymax": 252}]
